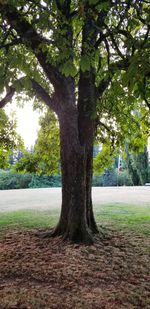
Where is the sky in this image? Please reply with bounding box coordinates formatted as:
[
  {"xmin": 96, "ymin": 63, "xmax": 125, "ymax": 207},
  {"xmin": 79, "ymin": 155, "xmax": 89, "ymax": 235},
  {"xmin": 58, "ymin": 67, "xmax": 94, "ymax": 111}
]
[{"xmin": 5, "ymin": 100, "xmax": 40, "ymax": 149}]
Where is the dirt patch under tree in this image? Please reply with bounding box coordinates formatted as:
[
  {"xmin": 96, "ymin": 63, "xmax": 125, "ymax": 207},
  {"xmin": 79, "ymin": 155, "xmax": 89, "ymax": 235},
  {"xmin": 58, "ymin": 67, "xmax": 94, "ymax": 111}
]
[{"xmin": 0, "ymin": 229, "xmax": 149, "ymax": 309}]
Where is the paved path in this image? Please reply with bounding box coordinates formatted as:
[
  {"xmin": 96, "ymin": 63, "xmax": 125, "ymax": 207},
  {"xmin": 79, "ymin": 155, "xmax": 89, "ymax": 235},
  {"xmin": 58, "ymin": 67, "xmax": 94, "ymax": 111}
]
[{"xmin": 0, "ymin": 186, "xmax": 149, "ymax": 212}]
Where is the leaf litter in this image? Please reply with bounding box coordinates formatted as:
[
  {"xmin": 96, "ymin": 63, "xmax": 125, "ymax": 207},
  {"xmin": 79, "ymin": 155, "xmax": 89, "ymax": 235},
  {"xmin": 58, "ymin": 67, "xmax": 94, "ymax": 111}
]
[{"xmin": 0, "ymin": 228, "xmax": 149, "ymax": 309}]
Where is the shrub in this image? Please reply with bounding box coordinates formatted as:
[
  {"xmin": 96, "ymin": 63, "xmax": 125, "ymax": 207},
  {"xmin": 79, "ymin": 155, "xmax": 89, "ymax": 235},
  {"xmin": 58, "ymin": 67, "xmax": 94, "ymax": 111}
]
[
  {"xmin": 0, "ymin": 170, "xmax": 62, "ymax": 190},
  {"xmin": 117, "ymin": 170, "xmax": 133, "ymax": 186},
  {"xmin": 28, "ymin": 175, "xmax": 61, "ymax": 188},
  {"xmin": 0, "ymin": 168, "xmax": 134, "ymax": 190},
  {"xmin": 92, "ymin": 175, "xmax": 103, "ymax": 186},
  {"xmin": 92, "ymin": 168, "xmax": 133, "ymax": 187},
  {"xmin": 0, "ymin": 170, "xmax": 32, "ymax": 190}
]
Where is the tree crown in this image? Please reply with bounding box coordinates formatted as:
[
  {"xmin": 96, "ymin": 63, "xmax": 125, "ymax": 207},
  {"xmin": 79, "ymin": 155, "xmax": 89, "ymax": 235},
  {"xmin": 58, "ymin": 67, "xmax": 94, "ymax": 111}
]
[{"xmin": 0, "ymin": 0, "xmax": 149, "ymax": 151}]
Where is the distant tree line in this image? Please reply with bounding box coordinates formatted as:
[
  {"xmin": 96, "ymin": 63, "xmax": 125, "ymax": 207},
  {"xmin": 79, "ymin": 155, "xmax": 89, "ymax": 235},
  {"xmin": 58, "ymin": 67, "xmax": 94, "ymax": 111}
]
[{"xmin": 0, "ymin": 148, "xmax": 149, "ymax": 190}]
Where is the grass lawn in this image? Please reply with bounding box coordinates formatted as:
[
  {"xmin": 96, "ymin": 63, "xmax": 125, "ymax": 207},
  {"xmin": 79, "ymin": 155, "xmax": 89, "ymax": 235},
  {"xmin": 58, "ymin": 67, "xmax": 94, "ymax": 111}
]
[
  {"xmin": 0, "ymin": 203, "xmax": 150, "ymax": 236},
  {"xmin": 0, "ymin": 203, "xmax": 150, "ymax": 309}
]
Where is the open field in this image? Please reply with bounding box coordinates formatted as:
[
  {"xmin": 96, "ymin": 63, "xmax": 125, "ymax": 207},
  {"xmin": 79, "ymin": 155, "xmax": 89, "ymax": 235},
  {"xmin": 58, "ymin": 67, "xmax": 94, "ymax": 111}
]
[
  {"xmin": 0, "ymin": 186, "xmax": 150, "ymax": 212},
  {"xmin": 0, "ymin": 187, "xmax": 150, "ymax": 309}
]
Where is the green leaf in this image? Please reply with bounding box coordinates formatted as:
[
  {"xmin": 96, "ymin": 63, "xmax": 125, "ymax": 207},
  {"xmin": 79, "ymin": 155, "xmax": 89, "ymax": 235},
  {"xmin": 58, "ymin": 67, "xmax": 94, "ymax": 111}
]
[
  {"xmin": 80, "ymin": 55, "xmax": 91, "ymax": 72},
  {"xmin": 61, "ymin": 60, "xmax": 77, "ymax": 77}
]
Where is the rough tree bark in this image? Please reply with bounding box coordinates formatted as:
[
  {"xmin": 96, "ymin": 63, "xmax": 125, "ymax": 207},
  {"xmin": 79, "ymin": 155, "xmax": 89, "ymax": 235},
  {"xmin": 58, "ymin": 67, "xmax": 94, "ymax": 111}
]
[
  {"xmin": 52, "ymin": 122, "xmax": 98, "ymax": 243},
  {"xmin": 51, "ymin": 85, "xmax": 98, "ymax": 244}
]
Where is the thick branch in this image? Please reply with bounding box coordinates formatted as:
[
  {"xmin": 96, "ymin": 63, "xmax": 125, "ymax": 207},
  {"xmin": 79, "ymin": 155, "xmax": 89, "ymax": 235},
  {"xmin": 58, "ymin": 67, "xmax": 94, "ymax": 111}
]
[
  {"xmin": 0, "ymin": 87, "xmax": 15, "ymax": 108},
  {"xmin": 31, "ymin": 80, "xmax": 59, "ymax": 113}
]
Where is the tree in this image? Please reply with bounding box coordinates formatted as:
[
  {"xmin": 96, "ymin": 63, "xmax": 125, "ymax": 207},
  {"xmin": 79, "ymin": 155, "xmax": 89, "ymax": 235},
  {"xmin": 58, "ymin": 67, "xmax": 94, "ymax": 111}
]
[
  {"xmin": 14, "ymin": 109, "xmax": 60, "ymax": 175},
  {"xmin": 0, "ymin": 108, "xmax": 22, "ymax": 168},
  {"xmin": 125, "ymin": 147, "xmax": 149, "ymax": 185},
  {"xmin": 0, "ymin": 0, "xmax": 149, "ymax": 243},
  {"xmin": 93, "ymin": 141, "xmax": 116, "ymax": 175},
  {"xmin": 34, "ymin": 109, "xmax": 60, "ymax": 175}
]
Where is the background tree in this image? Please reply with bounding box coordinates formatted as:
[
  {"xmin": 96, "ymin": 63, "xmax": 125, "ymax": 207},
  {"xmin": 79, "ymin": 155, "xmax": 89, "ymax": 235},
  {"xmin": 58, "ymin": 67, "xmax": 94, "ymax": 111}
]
[
  {"xmin": 125, "ymin": 147, "xmax": 149, "ymax": 185},
  {"xmin": 14, "ymin": 109, "xmax": 60, "ymax": 175},
  {"xmin": 0, "ymin": 0, "xmax": 149, "ymax": 243},
  {"xmin": 34, "ymin": 109, "xmax": 60, "ymax": 175},
  {"xmin": 0, "ymin": 108, "xmax": 23, "ymax": 168}
]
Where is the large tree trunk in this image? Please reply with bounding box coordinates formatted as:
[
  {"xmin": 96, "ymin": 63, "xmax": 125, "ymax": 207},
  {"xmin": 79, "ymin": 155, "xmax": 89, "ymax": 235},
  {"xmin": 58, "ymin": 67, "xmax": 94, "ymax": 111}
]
[
  {"xmin": 51, "ymin": 66, "xmax": 99, "ymax": 244},
  {"xmin": 52, "ymin": 108, "xmax": 94, "ymax": 244},
  {"xmin": 45, "ymin": 67, "xmax": 99, "ymax": 244}
]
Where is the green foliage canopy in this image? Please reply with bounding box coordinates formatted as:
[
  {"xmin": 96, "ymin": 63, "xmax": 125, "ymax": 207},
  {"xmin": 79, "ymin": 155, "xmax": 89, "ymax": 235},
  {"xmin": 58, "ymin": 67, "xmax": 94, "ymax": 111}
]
[{"xmin": 0, "ymin": 0, "xmax": 149, "ymax": 157}]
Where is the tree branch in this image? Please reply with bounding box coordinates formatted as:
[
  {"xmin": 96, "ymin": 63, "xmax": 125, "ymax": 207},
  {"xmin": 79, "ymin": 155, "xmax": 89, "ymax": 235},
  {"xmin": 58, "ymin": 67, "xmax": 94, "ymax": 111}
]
[
  {"xmin": 106, "ymin": 27, "xmax": 126, "ymax": 60},
  {"xmin": 96, "ymin": 77, "xmax": 111, "ymax": 98},
  {"xmin": 135, "ymin": 3, "xmax": 147, "ymax": 25},
  {"xmin": 0, "ymin": 76, "xmax": 28, "ymax": 108},
  {"xmin": 95, "ymin": 33, "xmax": 106, "ymax": 48},
  {"xmin": 104, "ymin": 38, "xmax": 110, "ymax": 67},
  {"xmin": 115, "ymin": 0, "xmax": 131, "ymax": 30},
  {"xmin": 98, "ymin": 120, "xmax": 111, "ymax": 133},
  {"xmin": 0, "ymin": 3, "xmax": 63, "ymax": 90},
  {"xmin": 0, "ymin": 77, "xmax": 59, "ymax": 113},
  {"xmin": 96, "ymin": 58, "xmax": 129, "ymax": 98},
  {"xmin": 109, "ymin": 59, "xmax": 129, "ymax": 71},
  {"xmin": 0, "ymin": 87, "xmax": 15, "ymax": 108},
  {"xmin": 31, "ymin": 79, "xmax": 59, "ymax": 112}
]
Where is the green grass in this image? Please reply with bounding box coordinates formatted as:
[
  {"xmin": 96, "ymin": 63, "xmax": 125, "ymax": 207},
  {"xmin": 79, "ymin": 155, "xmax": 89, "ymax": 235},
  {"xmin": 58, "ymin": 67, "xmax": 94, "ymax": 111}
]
[
  {"xmin": 0, "ymin": 209, "xmax": 59, "ymax": 232},
  {"xmin": 0, "ymin": 203, "xmax": 150, "ymax": 236},
  {"xmin": 95, "ymin": 203, "xmax": 150, "ymax": 236}
]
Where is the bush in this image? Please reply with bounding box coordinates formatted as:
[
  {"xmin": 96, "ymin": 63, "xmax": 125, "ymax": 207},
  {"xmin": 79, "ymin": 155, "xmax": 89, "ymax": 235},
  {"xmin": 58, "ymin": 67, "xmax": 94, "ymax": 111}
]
[
  {"xmin": 103, "ymin": 169, "xmax": 118, "ymax": 186},
  {"xmin": 0, "ymin": 167, "xmax": 134, "ymax": 190},
  {"xmin": 92, "ymin": 175, "xmax": 103, "ymax": 186},
  {"xmin": 0, "ymin": 170, "xmax": 32, "ymax": 190},
  {"xmin": 117, "ymin": 170, "xmax": 133, "ymax": 186},
  {"xmin": 28, "ymin": 175, "xmax": 61, "ymax": 188},
  {"xmin": 93, "ymin": 168, "xmax": 133, "ymax": 187},
  {"xmin": 0, "ymin": 170, "xmax": 62, "ymax": 190}
]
